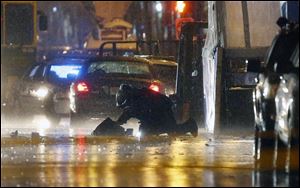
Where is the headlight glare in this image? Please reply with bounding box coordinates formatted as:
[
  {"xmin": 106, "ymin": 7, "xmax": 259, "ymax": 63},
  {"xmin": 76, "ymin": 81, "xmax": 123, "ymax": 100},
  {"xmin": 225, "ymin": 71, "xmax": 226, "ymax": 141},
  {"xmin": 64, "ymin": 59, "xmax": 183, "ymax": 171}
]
[{"xmin": 33, "ymin": 87, "xmax": 49, "ymax": 98}]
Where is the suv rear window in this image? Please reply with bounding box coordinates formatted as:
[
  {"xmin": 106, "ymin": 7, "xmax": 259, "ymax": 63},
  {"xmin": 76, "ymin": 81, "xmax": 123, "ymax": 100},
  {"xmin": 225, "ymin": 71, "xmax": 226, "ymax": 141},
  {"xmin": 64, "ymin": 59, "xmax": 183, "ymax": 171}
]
[
  {"xmin": 87, "ymin": 61, "xmax": 151, "ymax": 75},
  {"xmin": 47, "ymin": 64, "xmax": 83, "ymax": 84}
]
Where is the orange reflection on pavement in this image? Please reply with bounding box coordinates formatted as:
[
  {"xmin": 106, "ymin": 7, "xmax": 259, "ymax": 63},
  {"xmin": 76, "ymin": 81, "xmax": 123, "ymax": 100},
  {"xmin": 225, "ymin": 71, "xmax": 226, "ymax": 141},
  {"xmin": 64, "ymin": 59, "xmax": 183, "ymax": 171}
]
[{"xmin": 166, "ymin": 140, "xmax": 189, "ymax": 187}]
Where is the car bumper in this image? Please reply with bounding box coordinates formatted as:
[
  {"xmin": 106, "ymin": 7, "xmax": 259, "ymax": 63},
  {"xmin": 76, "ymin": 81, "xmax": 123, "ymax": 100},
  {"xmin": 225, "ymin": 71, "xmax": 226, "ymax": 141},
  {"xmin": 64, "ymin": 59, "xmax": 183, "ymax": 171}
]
[
  {"xmin": 71, "ymin": 95, "xmax": 122, "ymax": 120},
  {"xmin": 19, "ymin": 96, "xmax": 69, "ymax": 115}
]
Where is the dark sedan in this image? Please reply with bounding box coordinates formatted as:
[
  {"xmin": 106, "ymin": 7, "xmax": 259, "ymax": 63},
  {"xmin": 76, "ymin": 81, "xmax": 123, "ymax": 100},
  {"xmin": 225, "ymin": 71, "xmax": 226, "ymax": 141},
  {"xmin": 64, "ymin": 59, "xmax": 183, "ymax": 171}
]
[{"xmin": 69, "ymin": 56, "xmax": 160, "ymax": 127}]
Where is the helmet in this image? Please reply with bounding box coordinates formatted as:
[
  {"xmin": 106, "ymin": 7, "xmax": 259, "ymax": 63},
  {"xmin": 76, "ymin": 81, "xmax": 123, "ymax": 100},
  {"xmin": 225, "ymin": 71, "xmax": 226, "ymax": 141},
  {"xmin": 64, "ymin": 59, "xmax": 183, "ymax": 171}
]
[{"xmin": 116, "ymin": 84, "xmax": 132, "ymax": 108}]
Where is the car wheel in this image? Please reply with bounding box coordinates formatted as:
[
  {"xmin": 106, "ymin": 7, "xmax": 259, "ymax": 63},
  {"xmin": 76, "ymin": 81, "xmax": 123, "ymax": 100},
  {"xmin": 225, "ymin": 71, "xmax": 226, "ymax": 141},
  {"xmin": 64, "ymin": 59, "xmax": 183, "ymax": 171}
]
[
  {"xmin": 44, "ymin": 104, "xmax": 61, "ymax": 126},
  {"xmin": 254, "ymin": 125, "xmax": 259, "ymax": 164},
  {"xmin": 8, "ymin": 99, "xmax": 21, "ymax": 119},
  {"xmin": 285, "ymin": 107, "xmax": 299, "ymax": 174},
  {"xmin": 47, "ymin": 113, "xmax": 61, "ymax": 126},
  {"xmin": 256, "ymin": 129, "xmax": 276, "ymax": 171},
  {"xmin": 275, "ymin": 133, "xmax": 287, "ymax": 171},
  {"xmin": 70, "ymin": 112, "xmax": 85, "ymax": 127},
  {"xmin": 9, "ymin": 99, "xmax": 32, "ymax": 125}
]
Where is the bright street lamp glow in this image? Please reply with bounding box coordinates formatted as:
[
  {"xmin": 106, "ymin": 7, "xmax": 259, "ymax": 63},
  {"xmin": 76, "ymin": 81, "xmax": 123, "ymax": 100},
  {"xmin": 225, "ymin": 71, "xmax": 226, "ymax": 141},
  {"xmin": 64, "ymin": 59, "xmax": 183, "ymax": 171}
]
[
  {"xmin": 176, "ymin": 1, "xmax": 186, "ymax": 13},
  {"xmin": 156, "ymin": 3, "xmax": 163, "ymax": 12}
]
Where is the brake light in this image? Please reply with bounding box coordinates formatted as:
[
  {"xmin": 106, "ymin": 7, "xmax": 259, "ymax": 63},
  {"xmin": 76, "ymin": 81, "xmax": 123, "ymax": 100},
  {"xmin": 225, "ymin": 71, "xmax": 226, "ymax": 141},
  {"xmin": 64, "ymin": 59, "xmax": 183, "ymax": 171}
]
[
  {"xmin": 149, "ymin": 82, "xmax": 160, "ymax": 92},
  {"xmin": 76, "ymin": 82, "xmax": 89, "ymax": 93}
]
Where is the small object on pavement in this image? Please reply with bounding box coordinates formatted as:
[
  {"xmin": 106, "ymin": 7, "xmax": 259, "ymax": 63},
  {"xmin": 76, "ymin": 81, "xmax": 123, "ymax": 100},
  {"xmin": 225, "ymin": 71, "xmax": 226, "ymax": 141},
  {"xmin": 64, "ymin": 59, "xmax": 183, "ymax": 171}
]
[
  {"xmin": 31, "ymin": 132, "xmax": 40, "ymax": 139},
  {"xmin": 10, "ymin": 130, "xmax": 18, "ymax": 138},
  {"xmin": 92, "ymin": 117, "xmax": 125, "ymax": 136}
]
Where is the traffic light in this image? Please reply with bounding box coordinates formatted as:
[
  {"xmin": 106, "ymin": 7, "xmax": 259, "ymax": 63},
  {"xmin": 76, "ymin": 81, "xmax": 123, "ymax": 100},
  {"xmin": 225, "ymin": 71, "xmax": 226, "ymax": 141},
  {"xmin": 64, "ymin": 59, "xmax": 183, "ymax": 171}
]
[{"xmin": 176, "ymin": 1, "xmax": 186, "ymax": 13}]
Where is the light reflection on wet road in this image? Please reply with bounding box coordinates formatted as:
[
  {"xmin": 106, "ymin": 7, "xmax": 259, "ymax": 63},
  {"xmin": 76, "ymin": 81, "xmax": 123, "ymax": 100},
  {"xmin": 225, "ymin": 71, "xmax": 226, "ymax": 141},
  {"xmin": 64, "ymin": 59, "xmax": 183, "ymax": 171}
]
[
  {"xmin": 1, "ymin": 116, "xmax": 298, "ymax": 187},
  {"xmin": 2, "ymin": 136, "xmax": 253, "ymax": 187}
]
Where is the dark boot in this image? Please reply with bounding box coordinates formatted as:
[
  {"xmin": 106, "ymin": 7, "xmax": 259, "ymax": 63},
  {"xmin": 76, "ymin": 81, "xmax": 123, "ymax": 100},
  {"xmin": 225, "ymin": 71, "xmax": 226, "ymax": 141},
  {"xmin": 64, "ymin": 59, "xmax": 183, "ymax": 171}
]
[
  {"xmin": 189, "ymin": 118, "xmax": 198, "ymax": 137},
  {"xmin": 179, "ymin": 118, "xmax": 198, "ymax": 137}
]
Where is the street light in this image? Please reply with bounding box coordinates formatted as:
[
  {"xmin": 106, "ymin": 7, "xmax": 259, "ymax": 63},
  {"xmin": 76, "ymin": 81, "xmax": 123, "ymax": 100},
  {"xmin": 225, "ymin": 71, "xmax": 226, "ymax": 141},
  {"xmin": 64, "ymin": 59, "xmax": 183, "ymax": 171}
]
[
  {"xmin": 52, "ymin": 6, "xmax": 57, "ymax": 13},
  {"xmin": 156, "ymin": 2, "xmax": 162, "ymax": 12},
  {"xmin": 176, "ymin": 1, "xmax": 185, "ymax": 13}
]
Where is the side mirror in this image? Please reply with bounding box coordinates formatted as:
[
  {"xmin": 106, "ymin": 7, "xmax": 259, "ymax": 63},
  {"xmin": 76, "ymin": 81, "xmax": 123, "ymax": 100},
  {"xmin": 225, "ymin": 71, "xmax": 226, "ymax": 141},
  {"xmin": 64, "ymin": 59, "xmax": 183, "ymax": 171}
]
[
  {"xmin": 39, "ymin": 15, "xmax": 48, "ymax": 31},
  {"xmin": 246, "ymin": 59, "xmax": 264, "ymax": 73}
]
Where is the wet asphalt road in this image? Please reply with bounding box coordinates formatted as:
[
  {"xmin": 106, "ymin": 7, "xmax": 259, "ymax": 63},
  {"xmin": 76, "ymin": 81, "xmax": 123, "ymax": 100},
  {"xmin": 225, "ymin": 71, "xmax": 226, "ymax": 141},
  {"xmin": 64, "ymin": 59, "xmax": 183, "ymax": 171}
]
[{"xmin": 1, "ymin": 116, "xmax": 298, "ymax": 187}]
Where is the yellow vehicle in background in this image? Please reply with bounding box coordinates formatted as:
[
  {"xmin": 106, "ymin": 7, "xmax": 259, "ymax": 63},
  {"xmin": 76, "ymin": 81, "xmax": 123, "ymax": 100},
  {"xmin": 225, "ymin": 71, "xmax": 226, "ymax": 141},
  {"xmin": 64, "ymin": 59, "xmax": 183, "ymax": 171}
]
[{"xmin": 1, "ymin": 1, "xmax": 47, "ymax": 110}]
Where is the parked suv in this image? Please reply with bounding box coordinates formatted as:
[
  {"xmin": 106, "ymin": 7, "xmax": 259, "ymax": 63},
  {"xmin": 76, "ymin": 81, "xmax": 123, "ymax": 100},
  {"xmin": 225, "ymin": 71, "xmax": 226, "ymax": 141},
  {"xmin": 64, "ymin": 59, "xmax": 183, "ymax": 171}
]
[
  {"xmin": 69, "ymin": 56, "xmax": 160, "ymax": 127},
  {"xmin": 247, "ymin": 18, "xmax": 299, "ymax": 171},
  {"xmin": 6, "ymin": 57, "xmax": 86, "ymax": 126}
]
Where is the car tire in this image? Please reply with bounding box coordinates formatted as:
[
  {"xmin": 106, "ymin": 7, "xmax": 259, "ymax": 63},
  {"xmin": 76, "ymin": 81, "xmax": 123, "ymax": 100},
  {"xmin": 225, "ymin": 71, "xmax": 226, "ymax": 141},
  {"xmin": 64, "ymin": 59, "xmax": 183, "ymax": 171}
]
[
  {"xmin": 47, "ymin": 113, "xmax": 61, "ymax": 126},
  {"xmin": 10, "ymin": 99, "xmax": 32, "ymax": 125},
  {"xmin": 9, "ymin": 99, "xmax": 22, "ymax": 119},
  {"xmin": 44, "ymin": 103, "xmax": 61, "ymax": 126},
  {"xmin": 285, "ymin": 106, "xmax": 299, "ymax": 174},
  {"xmin": 286, "ymin": 135, "xmax": 299, "ymax": 175},
  {"xmin": 254, "ymin": 125, "xmax": 259, "ymax": 164},
  {"xmin": 70, "ymin": 112, "xmax": 85, "ymax": 127},
  {"xmin": 275, "ymin": 133, "xmax": 287, "ymax": 171},
  {"xmin": 255, "ymin": 129, "xmax": 276, "ymax": 171}
]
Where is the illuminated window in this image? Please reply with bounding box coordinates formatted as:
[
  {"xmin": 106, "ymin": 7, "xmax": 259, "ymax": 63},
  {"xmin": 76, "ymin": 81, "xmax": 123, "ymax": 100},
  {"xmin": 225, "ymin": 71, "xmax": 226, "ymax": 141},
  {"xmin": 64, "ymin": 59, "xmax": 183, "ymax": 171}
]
[{"xmin": 49, "ymin": 65, "xmax": 82, "ymax": 79}]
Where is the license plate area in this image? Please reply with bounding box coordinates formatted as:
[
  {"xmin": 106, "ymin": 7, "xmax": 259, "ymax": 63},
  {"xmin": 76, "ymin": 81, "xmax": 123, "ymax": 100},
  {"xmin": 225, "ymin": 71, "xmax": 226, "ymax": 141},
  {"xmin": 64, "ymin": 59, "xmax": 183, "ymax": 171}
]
[{"xmin": 100, "ymin": 86, "xmax": 119, "ymax": 96}]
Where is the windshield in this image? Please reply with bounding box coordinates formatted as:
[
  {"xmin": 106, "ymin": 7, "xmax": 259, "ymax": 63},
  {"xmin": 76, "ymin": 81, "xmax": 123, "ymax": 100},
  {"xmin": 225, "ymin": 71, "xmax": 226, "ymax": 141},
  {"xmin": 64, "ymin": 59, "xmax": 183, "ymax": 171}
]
[{"xmin": 87, "ymin": 61, "xmax": 151, "ymax": 76}]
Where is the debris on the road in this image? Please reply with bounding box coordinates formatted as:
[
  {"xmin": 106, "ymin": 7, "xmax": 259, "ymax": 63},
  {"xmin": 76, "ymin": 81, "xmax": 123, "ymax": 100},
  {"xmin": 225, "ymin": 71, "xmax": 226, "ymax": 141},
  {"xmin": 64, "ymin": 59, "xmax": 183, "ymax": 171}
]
[
  {"xmin": 31, "ymin": 132, "xmax": 40, "ymax": 139},
  {"xmin": 92, "ymin": 117, "xmax": 125, "ymax": 136},
  {"xmin": 31, "ymin": 132, "xmax": 41, "ymax": 143},
  {"xmin": 10, "ymin": 130, "xmax": 18, "ymax": 138},
  {"xmin": 205, "ymin": 138, "xmax": 215, "ymax": 146}
]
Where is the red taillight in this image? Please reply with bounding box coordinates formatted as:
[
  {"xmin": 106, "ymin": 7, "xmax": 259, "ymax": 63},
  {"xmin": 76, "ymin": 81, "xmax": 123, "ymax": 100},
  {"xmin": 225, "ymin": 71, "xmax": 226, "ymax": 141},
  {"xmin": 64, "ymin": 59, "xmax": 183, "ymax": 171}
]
[
  {"xmin": 75, "ymin": 82, "xmax": 89, "ymax": 93},
  {"xmin": 149, "ymin": 82, "xmax": 160, "ymax": 92}
]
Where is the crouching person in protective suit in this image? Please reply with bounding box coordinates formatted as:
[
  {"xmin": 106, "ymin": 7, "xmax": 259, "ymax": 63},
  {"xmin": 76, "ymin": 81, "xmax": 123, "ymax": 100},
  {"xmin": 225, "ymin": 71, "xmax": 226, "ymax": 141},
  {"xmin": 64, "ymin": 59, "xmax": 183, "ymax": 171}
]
[{"xmin": 114, "ymin": 84, "xmax": 198, "ymax": 137}]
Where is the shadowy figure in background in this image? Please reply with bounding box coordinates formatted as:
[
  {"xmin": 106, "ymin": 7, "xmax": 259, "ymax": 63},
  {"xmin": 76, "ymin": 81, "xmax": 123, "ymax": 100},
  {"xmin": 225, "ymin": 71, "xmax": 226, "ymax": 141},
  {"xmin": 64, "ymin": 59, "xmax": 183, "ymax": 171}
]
[{"xmin": 116, "ymin": 84, "xmax": 198, "ymax": 137}]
